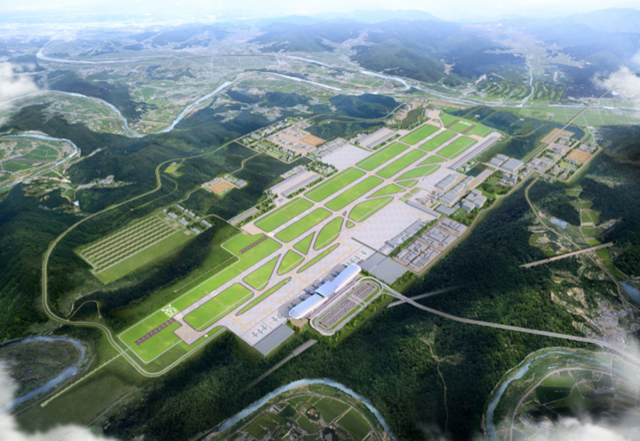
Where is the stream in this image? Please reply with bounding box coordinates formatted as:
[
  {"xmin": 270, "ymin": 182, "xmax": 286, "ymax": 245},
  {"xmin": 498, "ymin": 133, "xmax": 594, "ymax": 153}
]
[
  {"xmin": 215, "ymin": 378, "xmax": 396, "ymax": 439},
  {"xmin": 0, "ymin": 336, "xmax": 85, "ymax": 413}
]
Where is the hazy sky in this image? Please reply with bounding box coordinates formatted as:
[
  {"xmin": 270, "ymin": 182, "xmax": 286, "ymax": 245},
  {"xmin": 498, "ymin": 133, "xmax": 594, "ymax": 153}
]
[{"xmin": 3, "ymin": 0, "xmax": 640, "ymax": 22}]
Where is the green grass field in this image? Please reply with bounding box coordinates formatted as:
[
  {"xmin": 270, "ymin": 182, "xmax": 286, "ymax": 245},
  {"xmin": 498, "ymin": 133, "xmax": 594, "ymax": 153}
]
[
  {"xmin": 467, "ymin": 125, "xmax": 493, "ymax": 137},
  {"xmin": 119, "ymin": 310, "xmax": 183, "ymax": 362},
  {"xmin": 395, "ymin": 164, "xmax": 439, "ymax": 181},
  {"xmin": 399, "ymin": 124, "xmax": 439, "ymax": 145},
  {"xmin": 349, "ymin": 197, "xmax": 393, "ymax": 222},
  {"xmin": 369, "ymin": 184, "xmax": 404, "ymax": 198},
  {"xmin": 184, "ymin": 284, "xmax": 252, "ymax": 330},
  {"xmin": 306, "ymin": 168, "xmax": 365, "ymax": 202},
  {"xmin": 314, "ymin": 398, "xmax": 350, "ymax": 423},
  {"xmin": 255, "ymin": 198, "xmax": 314, "ymax": 232},
  {"xmin": 449, "ymin": 120, "xmax": 474, "ymax": 133},
  {"xmin": 325, "ymin": 176, "xmax": 382, "ymax": 211},
  {"xmin": 275, "ymin": 208, "xmax": 332, "ymax": 242},
  {"xmin": 398, "ymin": 180, "xmax": 417, "ymax": 188},
  {"xmin": 337, "ymin": 410, "xmax": 371, "ymax": 441},
  {"xmin": 93, "ymin": 230, "xmax": 193, "ymax": 284},
  {"xmin": 169, "ymin": 233, "xmax": 280, "ymax": 311},
  {"xmin": 314, "ymin": 217, "xmax": 343, "ymax": 250},
  {"xmin": 244, "ymin": 256, "xmax": 279, "ymax": 290},
  {"xmin": 440, "ymin": 114, "xmax": 458, "ymax": 126},
  {"xmin": 376, "ymin": 150, "xmax": 426, "ymax": 178},
  {"xmin": 418, "ymin": 131, "xmax": 456, "ymax": 151},
  {"xmin": 356, "ymin": 143, "xmax": 408, "ymax": 171},
  {"xmin": 294, "ymin": 233, "xmax": 314, "ymax": 254},
  {"xmin": 237, "ymin": 278, "xmax": 290, "ymax": 315},
  {"xmin": 278, "ymin": 251, "xmax": 304, "ymax": 275},
  {"xmin": 437, "ymin": 136, "xmax": 477, "ymax": 158},
  {"xmin": 298, "ymin": 243, "xmax": 340, "ymax": 273},
  {"xmin": 418, "ymin": 155, "xmax": 444, "ymax": 166},
  {"xmin": 164, "ymin": 165, "xmax": 178, "ymax": 174}
]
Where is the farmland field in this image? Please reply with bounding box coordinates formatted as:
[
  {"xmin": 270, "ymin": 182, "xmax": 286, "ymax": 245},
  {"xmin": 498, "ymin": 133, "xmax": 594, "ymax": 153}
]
[
  {"xmin": 356, "ymin": 142, "xmax": 408, "ymax": 171},
  {"xmin": 337, "ymin": 409, "xmax": 371, "ymax": 441},
  {"xmin": 314, "ymin": 398, "xmax": 349, "ymax": 422},
  {"xmin": 399, "ymin": 124, "xmax": 439, "ymax": 145},
  {"xmin": 418, "ymin": 131, "xmax": 456, "ymax": 151},
  {"xmin": 305, "ymin": 168, "xmax": 365, "ymax": 202}
]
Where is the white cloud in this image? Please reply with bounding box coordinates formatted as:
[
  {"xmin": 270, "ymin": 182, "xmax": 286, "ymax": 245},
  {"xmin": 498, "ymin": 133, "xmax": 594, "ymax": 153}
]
[
  {"xmin": 0, "ymin": 366, "xmax": 117, "ymax": 441},
  {"xmin": 0, "ymin": 62, "xmax": 39, "ymax": 102},
  {"xmin": 593, "ymin": 66, "xmax": 640, "ymax": 99}
]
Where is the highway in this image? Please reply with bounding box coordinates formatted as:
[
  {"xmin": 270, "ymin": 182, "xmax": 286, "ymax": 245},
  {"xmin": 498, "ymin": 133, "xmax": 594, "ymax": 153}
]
[
  {"xmin": 386, "ymin": 289, "xmax": 640, "ymax": 366},
  {"xmin": 520, "ymin": 242, "xmax": 615, "ymax": 268}
]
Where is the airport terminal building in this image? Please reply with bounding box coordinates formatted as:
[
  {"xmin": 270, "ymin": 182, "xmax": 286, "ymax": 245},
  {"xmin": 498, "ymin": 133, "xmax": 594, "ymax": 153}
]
[{"xmin": 289, "ymin": 264, "xmax": 361, "ymax": 320}]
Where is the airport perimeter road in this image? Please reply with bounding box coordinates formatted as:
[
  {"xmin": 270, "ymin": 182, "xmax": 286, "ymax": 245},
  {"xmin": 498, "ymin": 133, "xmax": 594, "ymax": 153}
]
[{"xmin": 387, "ymin": 290, "xmax": 640, "ymax": 366}]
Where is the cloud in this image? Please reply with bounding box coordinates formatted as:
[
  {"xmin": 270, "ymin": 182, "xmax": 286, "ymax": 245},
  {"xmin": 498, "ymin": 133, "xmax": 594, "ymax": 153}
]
[
  {"xmin": 0, "ymin": 62, "xmax": 39, "ymax": 102},
  {"xmin": 0, "ymin": 365, "xmax": 117, "ymax": 441},
  {"xmin": 593, "ymin": 66, "xmax": 640, "ymax": 99}
]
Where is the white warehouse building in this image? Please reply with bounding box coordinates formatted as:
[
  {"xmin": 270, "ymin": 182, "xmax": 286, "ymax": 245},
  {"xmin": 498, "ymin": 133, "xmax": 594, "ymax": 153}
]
[{"xmin": 289, "ymin": 264, "xmax": 361, "ymax": 320}]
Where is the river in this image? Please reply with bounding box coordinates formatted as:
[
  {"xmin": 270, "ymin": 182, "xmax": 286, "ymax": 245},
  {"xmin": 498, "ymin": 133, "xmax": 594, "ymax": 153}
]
[
  {"xmin": 1, "ymin": 336, "xmax": 86, "ymax": 413},
  {"xmin": 485, "ymin": 350, "xmax": 610, "ymax": 440},
  {"xmin": 0, "ymin": 133, "xmax": 79, "ymax": 191},
  {"xmin": 622, "ymin": 281, "xmax": 640, "ymax": 306},
  {"xmin": 215, "ymin": 378, "xmax": 396, "ymax": 439}
]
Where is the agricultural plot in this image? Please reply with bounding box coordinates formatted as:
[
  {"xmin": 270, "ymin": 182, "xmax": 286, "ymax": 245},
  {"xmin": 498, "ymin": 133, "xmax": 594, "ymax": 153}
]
[
  {"xmin": 325, "ymin": 176, "xmax": 382, "ymax": 211},
  {"xmin": 22, "ymin": 145, "xmax": 58, "ymax": 160},
  {"xmin": 314, "ymin": 217, "xmax": 343, "ymax": 250},
  {"xmin": 418, "ymin": 131, "xmax": 456, "ymax": 151},
  {"xmin": 369, "ymin": 184, "xmax": 404, "ymax": 198},
  {"xmin": 184, "ymin": 284, "xmax": 252, "ymax": 330},
  {"xmin": 376, "ymin": 150, "xmax": 426, "ymax": 178},
  {"xmin": 244, "ymin": 256, "xmax": 279, "ymax": 290},
  {"xmin": 437, "ymin": 136, "xmax": 477, "ymax": 158},
  {"xmin": 306, "ymin": 168, "xmax": 365, "ymax": 202},
  {"xmin": 395, "ymin": 164, "xmax": 439, "ymax": 181},
  {"xmin": 314, "ymin": 398, "xmax": 350, "ymax": 422},
  {"xmin": 237, "ymin": 278, "xmax": 290, "ymax": 315},
  {"xmin": 294, "ymin": 233, "xmax": 314, "ymax": 254},
  {"xmin": 278, "ymin": 251, "xmax": 304, "ymax": 275},
  {"xmin": 337, "ymin": 410, "xmax": 371, "ymax": 441},
  {"xmin": 255, "ymin": 198, "xmax": 314, "ymax": 232},
  {"xmin": 77, "ymin": 212, "xmax": 191, "ymax": 284},
  {"xmin": 349, "ymin": 197, "xmax": 393, "ymax": 222},
  {"xmin": 275, "ymin": 208, "xmax": 332, "ymax": 242},
  {"xmin": 399, "ymin": 124, "xmax": 439, "ymax": 145},
  {"xmin": 356, "ymin": 143, "xmax": 408, "ymax": 171}
]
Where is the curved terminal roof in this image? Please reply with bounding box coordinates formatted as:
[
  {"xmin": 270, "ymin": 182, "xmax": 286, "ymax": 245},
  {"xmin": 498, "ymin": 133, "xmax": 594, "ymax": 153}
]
[
  {"xmin": 316, "ymin": 264, "xmax": 361, "ymax": 298},
  {"xmin": 289, "ymin": 294, "xmax": 327, "ymax": 320}
]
